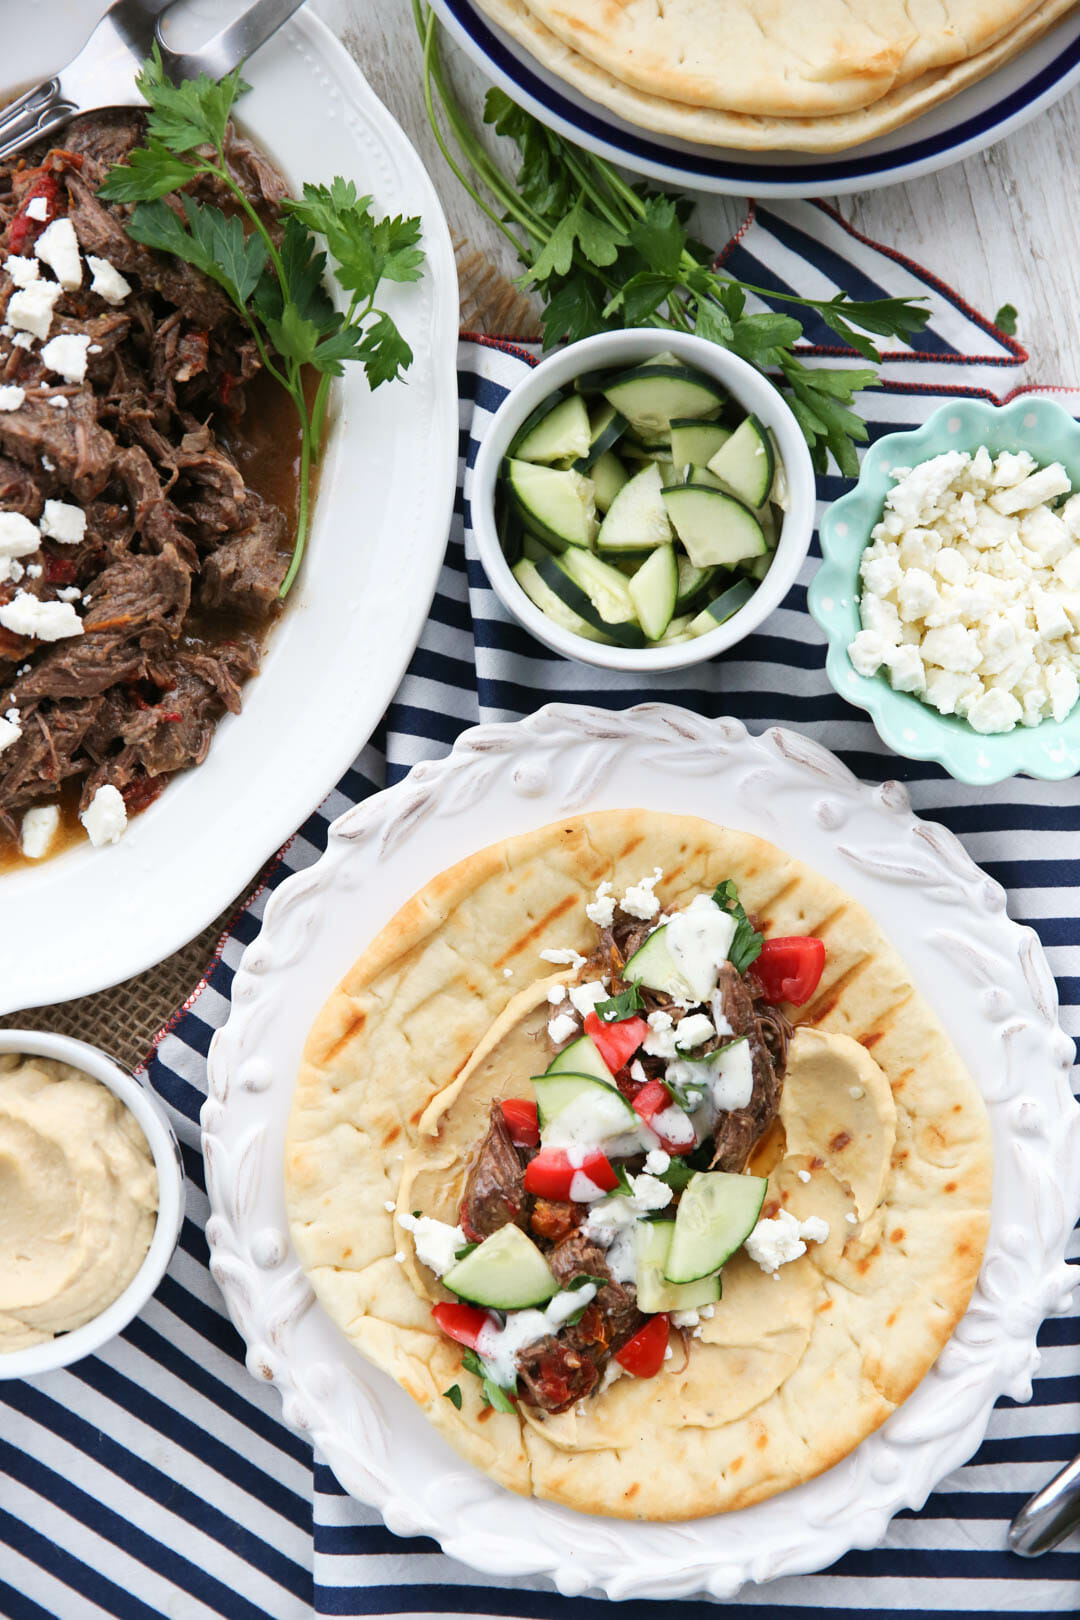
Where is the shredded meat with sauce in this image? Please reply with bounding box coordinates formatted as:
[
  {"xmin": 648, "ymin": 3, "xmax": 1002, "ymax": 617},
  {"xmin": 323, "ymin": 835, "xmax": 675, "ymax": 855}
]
[{"xmin": 0, "ymin": 111, "xmax": 293, "ymax": 844}]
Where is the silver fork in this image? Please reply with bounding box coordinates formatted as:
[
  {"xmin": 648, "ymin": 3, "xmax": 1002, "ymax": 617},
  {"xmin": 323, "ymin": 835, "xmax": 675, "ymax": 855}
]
[{"xmin": 0, "ymin": 0, "xmax": 307, "ymax": 163}]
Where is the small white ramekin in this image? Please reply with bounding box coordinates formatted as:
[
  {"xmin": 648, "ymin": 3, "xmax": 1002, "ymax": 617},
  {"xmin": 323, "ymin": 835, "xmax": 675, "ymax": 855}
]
[
  {"xmin": 470, "ymin": 328, "xmax": 816, "ymax": 672},
  {"xmin": 0, "ymin": 1029, "xmax": 185, "ymax": 1379}
]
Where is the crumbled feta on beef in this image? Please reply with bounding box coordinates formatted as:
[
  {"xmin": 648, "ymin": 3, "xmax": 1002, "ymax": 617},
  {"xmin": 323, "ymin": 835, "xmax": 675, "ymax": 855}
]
[
  {"xmin": 8, "ymin": 278, "xmax": 62, "ymax": 341},
  {"xmin": 20, "ymin": 804, "xmax": 59, "ymax": 859},
  {"xmin": 40, "ymin": 331, "xmax": 90, "ymax": 383},
  {"xmin": 34, "ymin": 218, "xmax": 82, "ymax": 291},
  {"xmin": 585, "ymin": 879, "xmax": 616, "ymax": 927},
  {"xmin": 0, "ymin": 591, "xmax": 82, "ymax": 642},
  {"xmin": 79, "ymin": 783, "xmax": 127, "ymax": 846},
  {"xmin": 39, "ymin": 500, "xmax": 86, "ymax": 544},
  {"xmin": 0, "ymin": 385, "xmax": 25, "ymax": 412},
  {"xmin": 86, "ymin": 255, "xmax": 132, "ymax": 305}
]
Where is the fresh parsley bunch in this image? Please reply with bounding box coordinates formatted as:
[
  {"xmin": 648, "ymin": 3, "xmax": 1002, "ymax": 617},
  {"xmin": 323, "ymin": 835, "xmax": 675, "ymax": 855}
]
[
  {"xmin": 99, "ymin": 47, "xmax": 425, "ymax": 596},
  {"xmin": 415, "ymin": 3, "xmax": 930, "ymax": 477}
]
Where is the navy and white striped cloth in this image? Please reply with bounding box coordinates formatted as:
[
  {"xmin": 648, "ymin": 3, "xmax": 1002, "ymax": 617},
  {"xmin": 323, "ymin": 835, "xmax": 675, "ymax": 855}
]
[{"xmin": 2, "ymin": 200, "xmax": 1077, "ymax": 1618}]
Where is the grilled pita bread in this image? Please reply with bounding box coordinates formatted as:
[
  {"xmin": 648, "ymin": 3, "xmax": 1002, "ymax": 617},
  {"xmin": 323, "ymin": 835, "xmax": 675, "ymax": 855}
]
[{"xmin": 284, "ymin": 811, "xmax": 991, "ymax": 1519}]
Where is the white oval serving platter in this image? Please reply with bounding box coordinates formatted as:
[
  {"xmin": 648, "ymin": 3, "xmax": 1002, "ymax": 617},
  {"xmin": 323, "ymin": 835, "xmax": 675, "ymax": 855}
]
[
  {"xmin": 0, "ymin": 0, "xmax": 458, "ymax": 1014},
  {"xmin": 203, "ymin": 703, "xmax": 1080, "ymax": 1600}
]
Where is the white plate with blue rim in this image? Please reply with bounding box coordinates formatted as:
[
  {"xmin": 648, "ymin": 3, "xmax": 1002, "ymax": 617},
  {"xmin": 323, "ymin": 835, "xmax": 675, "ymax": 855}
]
[
  {"xmin": 0, "ymin": 0, "xmax": 458, "ymax": 1015},
  {"xmin": 430, "ymin": 0, "xmax": 1080, "ymax": 197}
]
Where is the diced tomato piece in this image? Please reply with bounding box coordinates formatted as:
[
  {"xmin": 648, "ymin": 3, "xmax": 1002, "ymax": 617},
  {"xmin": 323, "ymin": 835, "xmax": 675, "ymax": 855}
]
[
  {"xmin": 631, "ymin": 1078, "xmax": 671, "ymax": 1127},
  {"xmin": 431, "ymin": 1301, "xmax": 490, "ymax": 1351},
  {"xmin": 500, "ymin": 1097, "xmax": 539, "ymax": 1147},
  {"xmin": 523, "ymin": 1147, "xmax": 617, "ymax": 1202},
  {"xmin": 631, "ymin": 1080, "xmax": 692, "ymax": 1153},
  {"xmin": 615, "ymin": 1313, "xmax": 670, "ymax": 1378},
  {"xmin": 583, "ymin": 1011, "xmax": 649, "ymax": 1073},
  {"xmin": 756, "ymin": 936, "xmax": 826, "ymax": 1007}
]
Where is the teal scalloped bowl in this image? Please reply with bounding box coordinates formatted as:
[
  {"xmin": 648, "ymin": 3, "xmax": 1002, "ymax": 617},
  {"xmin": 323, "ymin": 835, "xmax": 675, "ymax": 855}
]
[{"xmin": 810, "ymin": 396, "xmax": 1080, "ymax": 785}]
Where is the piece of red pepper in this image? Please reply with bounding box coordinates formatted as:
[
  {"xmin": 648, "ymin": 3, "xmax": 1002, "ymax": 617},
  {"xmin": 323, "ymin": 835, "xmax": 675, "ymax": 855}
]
[
  {"xmin": 8, "ymin": 173, "xmax": 60, "ymax": 254},
  {"xmin": 755, "ymin": 936, "xmax": 826, "ymax": 1007}
]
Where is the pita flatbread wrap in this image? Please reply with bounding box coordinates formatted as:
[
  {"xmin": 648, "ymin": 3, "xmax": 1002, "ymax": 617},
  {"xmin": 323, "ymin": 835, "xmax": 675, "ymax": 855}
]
[
  {"xmin": 285, "ymin": 811, "xmax": 991, "ymax": 1520},
  {"xmin": 475, "ymin": 0, "xmax": 1076, "ymax": 151}
]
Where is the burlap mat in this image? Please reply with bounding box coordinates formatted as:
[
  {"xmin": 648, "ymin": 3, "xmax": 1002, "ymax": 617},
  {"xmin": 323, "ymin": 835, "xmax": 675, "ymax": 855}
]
[{"xmin": 0, "ymin": 247, "xmax": 539, "ymax": 1070}]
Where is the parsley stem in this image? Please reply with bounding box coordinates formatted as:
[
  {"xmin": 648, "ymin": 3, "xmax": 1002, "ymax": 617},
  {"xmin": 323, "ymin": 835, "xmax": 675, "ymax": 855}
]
[{"xmin": 280, "ymin": 395, "xmax": 312, "ymax": 598}]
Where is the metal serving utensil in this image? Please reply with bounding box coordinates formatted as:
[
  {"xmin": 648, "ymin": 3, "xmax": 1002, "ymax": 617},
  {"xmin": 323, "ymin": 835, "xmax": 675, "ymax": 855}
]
[
  {"xmin": 1008, "ymin": 1451, "xmax": 1080, "ymax": 1556},
  {"xmin": 0, "ymin": 0, "xmax": 306, "ymax": 163}
]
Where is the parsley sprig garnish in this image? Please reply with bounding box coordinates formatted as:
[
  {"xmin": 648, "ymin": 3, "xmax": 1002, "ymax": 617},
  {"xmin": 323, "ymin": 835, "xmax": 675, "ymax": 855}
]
[
  {"xmin": 461, "ymin": 1348, "xmax": 517, "ymax": 1412},
  {"xmin": 712, "ymin": 880, "xmax": 764, "ymax": 975},
  {"xmin": 99, "ymin": 47, "xmax": 424, "ymax": 596},
  {"xmin": 592, "ymin": 983, "xmax": 645, "ymax": 1022},
  {"xmin": 414, "ymin": 3, "xmax": 930, "ymax": 476}
]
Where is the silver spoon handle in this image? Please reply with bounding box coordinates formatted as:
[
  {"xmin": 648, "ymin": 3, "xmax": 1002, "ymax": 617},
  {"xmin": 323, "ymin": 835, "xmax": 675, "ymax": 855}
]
[{"xmin": 1008, "ymin": 1453, "xmax": 1080, "ymax": 1556}]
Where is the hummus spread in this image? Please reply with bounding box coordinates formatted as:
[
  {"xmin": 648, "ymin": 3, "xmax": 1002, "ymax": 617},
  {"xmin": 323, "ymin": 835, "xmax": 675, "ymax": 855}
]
[{"xmin": 0, "ymin": 1054, "xmax": 157, "ymax": 1352}]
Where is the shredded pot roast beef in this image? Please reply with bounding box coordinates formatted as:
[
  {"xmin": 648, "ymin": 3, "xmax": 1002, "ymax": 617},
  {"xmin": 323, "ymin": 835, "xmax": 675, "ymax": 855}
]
[
  {"xmin": 456, "ymin": 911, "xmax": 791, "ymax": 1413},
  {"xmin": 0, "ymin": 111, "xmax": 294, "ymax": 846}
]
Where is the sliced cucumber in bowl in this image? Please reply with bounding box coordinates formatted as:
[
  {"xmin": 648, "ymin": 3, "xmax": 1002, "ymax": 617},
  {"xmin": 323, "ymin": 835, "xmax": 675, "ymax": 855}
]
[
  {"xmin": 512, "ymin": 392, "xmax": 591, "ymax": 464},
  {"xmin": 662, "ymin": 484, "xmax": 767, "ymax": 570},
  {"xmin": 628, "ymin": 543, "xmax": 678, "ymax": 641},
  {"xmin": 707, "ymin": 414, "xmax": 774, "ymax": 509},
  {"xmin": 533, "ymin": 553, "xmax": 647, "ymax": 648},
  {"xmin": 602, "ymin": 365, "xmax": 725, "ymax": 440},
  {"xmin": 597, "ymin": 462, "xmax": 673, "ymax": 553},
  {"xmin": 505, "ymin": 458, "xmax": 598, "ymax": 550}
]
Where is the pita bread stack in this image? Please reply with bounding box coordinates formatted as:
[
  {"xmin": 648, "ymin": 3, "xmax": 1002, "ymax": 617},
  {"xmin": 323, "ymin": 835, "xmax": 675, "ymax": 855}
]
[{"xmin": 474, "ymin": 0, "xmax": 1079, "ymax": 150}]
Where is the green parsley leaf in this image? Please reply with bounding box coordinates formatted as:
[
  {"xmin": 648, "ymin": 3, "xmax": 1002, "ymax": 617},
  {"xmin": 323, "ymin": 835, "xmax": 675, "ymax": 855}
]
[
  {"xmin": 136, "ymin": 44, "xmax": 248, "ymax": 154},
  {"xmin": 627, "ymin": 194, "xmax": 686, "ymax": 278},
  {"xmin": 454, "ymin": 1241, "xmax": 479, "ymax": 1262},
  {"xmin": 604, "ymin": 271, "xmax": 678, "ymax": 326},
  {"xmin": 123, "ymin": 198, "xmax": 219, "ymax": 281},
  {"xmin": 98, "ymin": 142, "xmax": 199, "ymax": 203},
  {"xmin": 693, "ymin": 298, "xmax": 735, "ymax": 348},
  {"xmin": 443, "ymin": 1384, "xmax": 463, "ymax": 1409},
  {"xmin": 592, "ymin": 983, "xmax": 644, "ymax": 1022},
  {"xmin": 995, "ymin": 302, "xmax": 1019, "ymax": 336},
  {"xmin": 482, "ymin": 1378, "xmax": 517, "ymax": 1414},
  {"xmin": 610, "ymin": 1163, "xmax": 635, "ymax": 1197},
  {"xmin": 567, "ymin": 1273, "xmax": 609, "ymax": 1291},
  {"xmin": 539, "ymin": 274, "xmax": 608, "ymax": 348},
  {"xmin": 729, "ymin": 312, "xmax": 803, "ymax": 368},
  {"xmin": 664, "ymin": 1076, "xmax": 705, "ymax": 1113},
  {"xmin": 524, "ymin": 196, "xmax": 623, "ymax": 286},
  {"xmin": 355, "ymin": 311, "xmax": 414, "ymax": 389},
  {"xmin": 461, "ymin": 1348, "xmax": 486, "ymax": 1380},
  {"xmin": 657, "ymin": 1158, "xmax": 696, "ymax": 1191},
  {"xmin": 711, "ymin": 879, "xmax": 764, "ymax": 976}
]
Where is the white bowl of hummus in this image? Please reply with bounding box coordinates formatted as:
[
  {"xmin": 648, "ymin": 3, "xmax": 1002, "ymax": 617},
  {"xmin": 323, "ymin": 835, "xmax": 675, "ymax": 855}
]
[{"xmin": 0, "ymin": 1030, "xmax": 185, "ymax": 1378}]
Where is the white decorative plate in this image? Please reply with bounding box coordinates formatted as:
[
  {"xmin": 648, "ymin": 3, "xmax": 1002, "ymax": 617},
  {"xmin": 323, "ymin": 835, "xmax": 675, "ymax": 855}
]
[
  {"xmin": 0, "ymin": 0, "xmax": 458, "ymax": 1014},
  {"xmin": 430, "ymin": 0, "xmax": 1080, "ymax": 198},
  {"xmin": 204, "ymin": 704, "xmax": 1080, "ymax": 1600}
]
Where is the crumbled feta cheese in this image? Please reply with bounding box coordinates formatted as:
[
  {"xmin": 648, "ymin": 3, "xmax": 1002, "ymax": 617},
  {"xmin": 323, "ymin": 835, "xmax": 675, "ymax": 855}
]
[
  {"xmin": 502, "ymin": 967, "xmax": 512, "ymax": 978},
  {"xmin": 671, "ymin": 1308, "xmax": 701, "ymax": 1329},
  {"xmin": 383, "ymin": 1200, "xmax": 395, "ymax": 1212},
  {"xmin": 540, "ymin": 947, "xmax": 587, "ymax": 970},
  {"xmin": 11, "ymin": 331, "xmax": 33, "ymax": 350},
  {"xmin": 0, "ymin": 714, "xmax": 21, "ymax": 753},
  {"xmin": 24, "ymin": 564, "xmax": 41, "ymax": 579},
  {"xmin": 86, "ymin": 255, "xmax": 132, "ymax": 305},
  {"xmin": 20, "ymin": 804, "xmax": 59, "ymax": 859},
  {"xmin": 398, "ymin": 1212, "xmax": 465, "ymax": 1276},
  {"xmin": 38, "ymin": 499, "xmax": 86, "ymax": 545},
  {"xmin": 8, "ymin": 278, "xmax": 63, "ymax": 341},
  {"xmin": 34, "ymin": 217, "xmax": 81, "ymax": 291},
  {"xmin": 663, "ymin": 1345, "xmax": 673, "ymax": 1361},
  {"xmin": 744, "ymin": 1209, "xmax": 830, "ymax": 1274},
  {"xmin": 55, "ymin": 586, "xmax": 81, "ymax": 603},
  {"xmin": 79, "ymin": 782, "xmax": 127, "ymax": 846},
  {"xmin": 643, "ymin": 1008, "xmax": 679, "ymax": 1059},
  {"xmin": 0, "ymin": 591, "xmax": 81, "ymax": 642},
  {"xmin": 0, "ymin": 512, "xmax": 40, "ymax": 558},
  {"xmin": 850, "ymin": 446, "xmax": 1080, "ymax": 731},
  {"xmin": 585, "ymin": 879, "xmax": 616, "ymax": 927},
  {"xmin": 25, "ymin": 196, "xmax": 49, "ymax": 222},
  {"xmin": 620, "ymin": 867, "xmax": 663, "ymax": 919},
  {"xmin": 394, "ymin": 1252, "xmax": 405, "ymax": 1263},
  {"xmin": 673, "ymin": 1012, "xmax": 714, "ymax": 1050},
  {"xmin": 845, "ymin": 1212, "xmax": 858, "ymax": 1225},
  {"xmin": 629, "ymin": 1059, "xmax": 647, "ymax": 1083},
  {"xmin": 797, "ymin": 1168, "xmax": 811, "ymax": 1183},
  {"xmin": 626, "ymin": 1173, "xmax": 673, "ymax": 1212},
  {"xmin": 45, "ymin": 395, "xmax": 69, "ymax": 410},
  {"xmin": 0, "ymin": 385, "xmax": 25, "ymax": 412},
  {"xmin": 642, "ymin": 1148, "xmax": 670, "ymax": 1175},
  {"xmin": 40, "ymin": 331, "xmax": 90, "ymax": 383},
  {"xmin": 547, "ymin": 983, "xmax": 567, "ymax": 1005},
  {"xmin": 567, "ymin": 978, "xmax": 608, "ymax": 1018},
  {"xmin": 4, "ymin": 254, "xmax": 38, "ymax": 287},
  {"xmin": 547, "ymin": 1011, "xmax": 578, "ymax": 1045}
]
